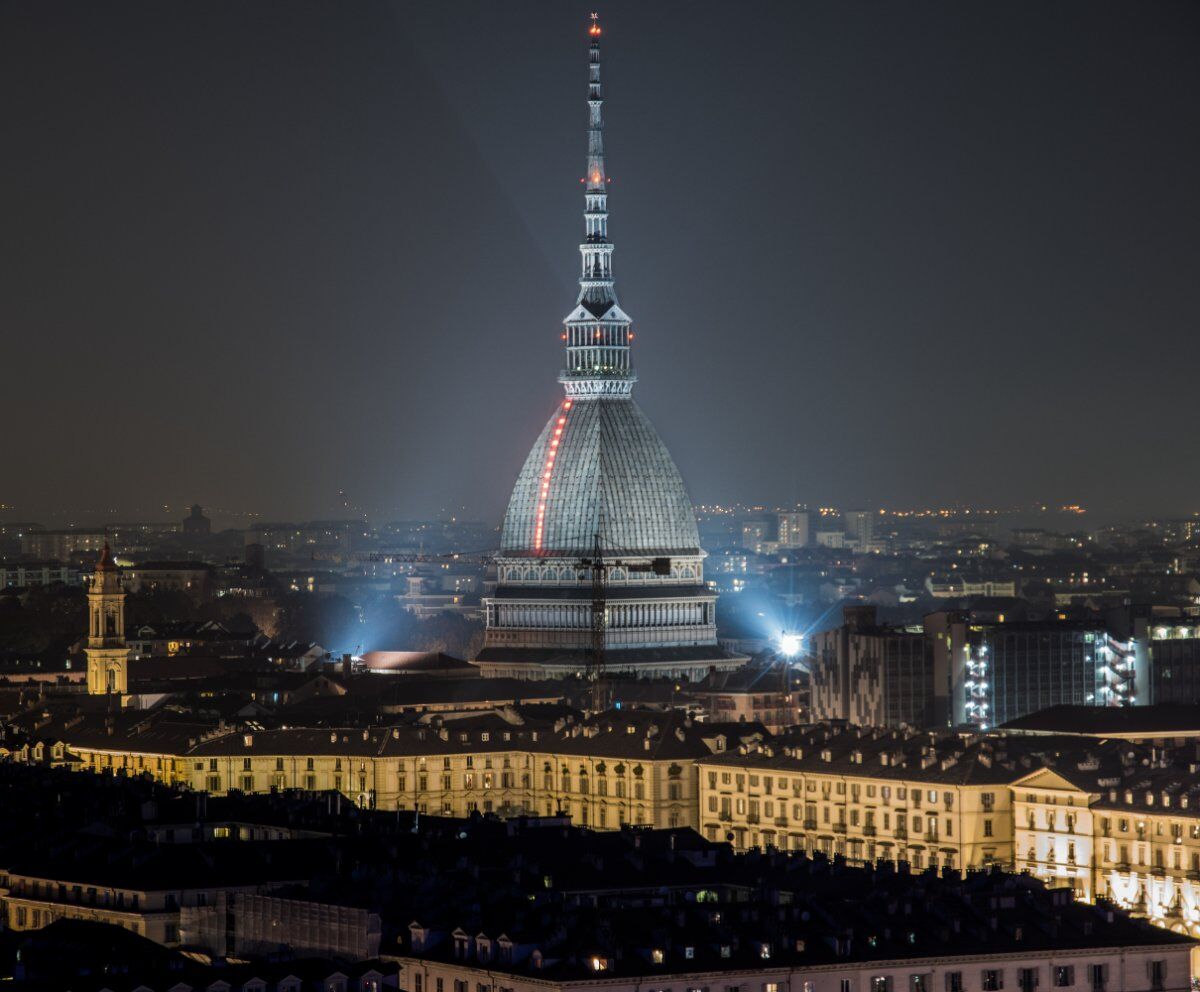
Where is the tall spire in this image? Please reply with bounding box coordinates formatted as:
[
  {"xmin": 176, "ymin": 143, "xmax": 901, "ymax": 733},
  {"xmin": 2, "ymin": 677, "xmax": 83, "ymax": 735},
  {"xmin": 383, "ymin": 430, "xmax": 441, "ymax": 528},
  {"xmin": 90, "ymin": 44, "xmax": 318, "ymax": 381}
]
[{"xmin": 560, "ymin": 13, "xmax": 635, "ymax": 400}]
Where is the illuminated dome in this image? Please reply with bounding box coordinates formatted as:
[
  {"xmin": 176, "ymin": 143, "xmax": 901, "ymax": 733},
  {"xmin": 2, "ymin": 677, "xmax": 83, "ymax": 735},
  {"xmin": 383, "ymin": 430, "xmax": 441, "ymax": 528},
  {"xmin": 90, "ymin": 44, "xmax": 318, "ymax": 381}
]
[
  {"xmin": 500, "ymin": 397, "xmax": 700, "ymax": 558},
  {"xmin": 476, "ymin": 17, "xmax": 745, "ymax": 684}
]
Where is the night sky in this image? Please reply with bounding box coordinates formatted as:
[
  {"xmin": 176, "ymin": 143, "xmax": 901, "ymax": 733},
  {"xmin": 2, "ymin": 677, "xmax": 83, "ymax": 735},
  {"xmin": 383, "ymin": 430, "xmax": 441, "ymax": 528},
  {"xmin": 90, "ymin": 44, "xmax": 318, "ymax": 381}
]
[{"xmin": 4, "ymin": 1, "xmax": 1199, "ymax": 525}]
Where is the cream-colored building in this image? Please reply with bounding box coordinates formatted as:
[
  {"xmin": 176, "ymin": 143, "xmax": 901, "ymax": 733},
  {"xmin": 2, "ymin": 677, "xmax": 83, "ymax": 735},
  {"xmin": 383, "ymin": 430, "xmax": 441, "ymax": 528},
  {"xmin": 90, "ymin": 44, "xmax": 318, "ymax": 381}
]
[
  {"xmin": 1013, "ymin": 763, "xmax": 1200, "ymax": 937},
  {"xmin": 697, "ymin": 728, "xmax": 1017, "ymax": 871},
  {"xmin": 47, "ymin": 709, "xmax": 766, "ymax": 834}
]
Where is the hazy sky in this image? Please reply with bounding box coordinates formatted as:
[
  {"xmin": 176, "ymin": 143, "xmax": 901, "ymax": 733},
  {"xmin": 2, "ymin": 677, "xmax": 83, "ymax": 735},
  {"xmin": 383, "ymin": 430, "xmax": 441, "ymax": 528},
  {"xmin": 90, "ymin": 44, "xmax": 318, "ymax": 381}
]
[{"xmin": 3, "ymin": 1, "xmax": 1199, "ymax": 525}]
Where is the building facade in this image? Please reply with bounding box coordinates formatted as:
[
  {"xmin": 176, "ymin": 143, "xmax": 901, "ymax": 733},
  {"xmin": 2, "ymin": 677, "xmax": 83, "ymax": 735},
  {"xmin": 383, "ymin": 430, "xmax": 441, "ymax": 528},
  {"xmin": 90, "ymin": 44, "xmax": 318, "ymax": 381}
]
[
  {"xmin": 927, "ymin": 614, "xmax": 1137, "ymax": 731},
  {"xmin": 1013, "ymin": 762, "xmax": 1200, "ymax": 938},
  {"xmin": 809, "ymin": 606, "xmax": 933, "ymax": 728},
  {"xmin": 697, "ymin": 728, "xmax": 1014, "ymax": 869},
  {"xmin": 54, "ymin": 710, "xmax": 764, "ymax": 833},
  {"xmin": 0, "ymin": 562, "xmax": 75, "ymax": 589}
]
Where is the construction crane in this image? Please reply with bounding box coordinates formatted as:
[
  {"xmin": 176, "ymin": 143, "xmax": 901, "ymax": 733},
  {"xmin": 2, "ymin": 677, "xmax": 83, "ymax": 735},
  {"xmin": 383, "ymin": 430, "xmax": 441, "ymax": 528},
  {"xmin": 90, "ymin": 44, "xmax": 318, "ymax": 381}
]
[{"xmin": 576, "ymin": 534, "xmax": 672, "ymax": 712}]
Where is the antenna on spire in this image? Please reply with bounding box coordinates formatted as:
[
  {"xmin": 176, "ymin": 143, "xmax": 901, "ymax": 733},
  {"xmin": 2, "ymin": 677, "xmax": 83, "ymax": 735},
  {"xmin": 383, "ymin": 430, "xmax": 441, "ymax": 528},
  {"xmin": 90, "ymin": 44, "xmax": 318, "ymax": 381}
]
[{"xmin": 589, "ymin": 12, "xmax": 601, "ymax": 37}]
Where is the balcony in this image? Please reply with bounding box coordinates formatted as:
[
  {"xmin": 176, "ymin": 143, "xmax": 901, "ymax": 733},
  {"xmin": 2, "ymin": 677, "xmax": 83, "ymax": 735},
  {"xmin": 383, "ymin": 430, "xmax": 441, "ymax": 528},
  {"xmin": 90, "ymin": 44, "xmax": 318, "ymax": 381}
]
[
  {"xmin": 924, "ymin": 832, "xmax": 940, "ymax": 844},
  {"xmin": 803, "ymin": 819, "xmax": 818, "ymax": 831},
  {"xmin": 774, "ymin": 817, "xmax": 789, "ymax": 827},
  {"xmin": 832, "ymin": 823, "xmax": 847, "ymax": 834},
  {"xmin": 747, "ymin": 814, "xmax": 761, "ymax": 825},
  {"xmin": 895, "ymin": 829, "xmax": 909, "ymax": 841},
  {"xmin": 863, "ymin": 825, "xmax": 877, "ymax": 837},
  {"xmin": 717, "ymin": 812, "xmax": 732, "ymax": 823}
]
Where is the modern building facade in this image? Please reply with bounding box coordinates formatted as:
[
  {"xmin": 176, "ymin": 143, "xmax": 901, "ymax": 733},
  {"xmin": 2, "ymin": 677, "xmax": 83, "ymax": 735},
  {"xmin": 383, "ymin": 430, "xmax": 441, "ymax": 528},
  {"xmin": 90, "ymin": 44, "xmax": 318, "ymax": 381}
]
[
  {"xmin": 1145, "ymin": 619, "xmax": 1200, "ymax": 704},
  {"xmin": 477, "ymin": 20, "xmax": 740, "ymax": 683},
  {"xmin": 927, "ymin": 614, "xmax": 1137, "ymax": 730},
  {"xmin": 809, "ymin": 606, "xmax": 933, "ymax": 728},
  {"xmin": 0, "ymin": 562, "xmax": 75, "ymax": 589},
  {"xmin": 776, "ymin": 510, "xmax": 810, "ymax": 549}
]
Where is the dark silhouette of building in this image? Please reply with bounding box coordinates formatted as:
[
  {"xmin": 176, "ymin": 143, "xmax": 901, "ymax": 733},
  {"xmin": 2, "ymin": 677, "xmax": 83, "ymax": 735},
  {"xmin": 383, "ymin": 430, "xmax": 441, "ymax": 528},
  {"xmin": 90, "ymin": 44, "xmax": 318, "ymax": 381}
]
[{"xmin": 182, "ymin": 503, "xmax": 211, "ymax": 539}]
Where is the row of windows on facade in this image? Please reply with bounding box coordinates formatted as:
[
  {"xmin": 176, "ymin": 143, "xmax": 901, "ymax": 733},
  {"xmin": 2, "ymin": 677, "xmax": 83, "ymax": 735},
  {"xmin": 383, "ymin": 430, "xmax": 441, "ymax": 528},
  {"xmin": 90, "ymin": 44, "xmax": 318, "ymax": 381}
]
[
  {"xmin": 698, "ymin": 831, "xmax": 970, "ymax": 871},
  {"xmin": 1029, "ymin": 840, "xmax": 1200, "ymax": 873},
  {"xmin": 412, "ymin": 965, "xmax": 1164, "ymax": 992},
  {"xmin": 707, "ymin": 796, "xmax": 991, "ymax": 838},
  {"xmin": 1028, "ymin": 807, "xmax": 1200, "ymax": 841},
  {"xmin": 708, "ymin": 770, "xmax": 996, "ymax": 809},
  {"xmin": 199, "ymin": 768, "xmax": 678, "ymax": 802},
  {"xmin": 198, "ymin": 753, "xmax": 676, "ymax": 778}
]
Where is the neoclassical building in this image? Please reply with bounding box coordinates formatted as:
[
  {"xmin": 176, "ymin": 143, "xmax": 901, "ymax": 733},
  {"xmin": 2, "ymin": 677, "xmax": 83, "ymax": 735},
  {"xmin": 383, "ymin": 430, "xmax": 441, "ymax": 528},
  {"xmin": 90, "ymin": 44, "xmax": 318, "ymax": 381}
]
[{"xmin": 475, "ymin": 17, "xmax": 742, "ymax": 683}]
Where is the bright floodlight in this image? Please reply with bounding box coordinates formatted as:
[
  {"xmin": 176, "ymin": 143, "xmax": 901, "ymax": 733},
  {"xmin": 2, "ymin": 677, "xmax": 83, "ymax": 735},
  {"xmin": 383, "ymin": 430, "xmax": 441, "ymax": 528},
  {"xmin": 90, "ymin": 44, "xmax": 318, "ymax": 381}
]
[{"xmin": 779, "ymin": 633, "xmax": 803, "ymax": 657}]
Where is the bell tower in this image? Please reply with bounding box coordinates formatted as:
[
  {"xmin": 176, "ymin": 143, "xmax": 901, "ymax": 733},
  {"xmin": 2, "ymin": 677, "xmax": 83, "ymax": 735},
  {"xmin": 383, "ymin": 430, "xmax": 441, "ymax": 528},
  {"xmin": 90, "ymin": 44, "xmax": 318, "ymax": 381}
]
[{"xmin": 86, "ymin": 542, "xmax": 129, "ymax": 696}]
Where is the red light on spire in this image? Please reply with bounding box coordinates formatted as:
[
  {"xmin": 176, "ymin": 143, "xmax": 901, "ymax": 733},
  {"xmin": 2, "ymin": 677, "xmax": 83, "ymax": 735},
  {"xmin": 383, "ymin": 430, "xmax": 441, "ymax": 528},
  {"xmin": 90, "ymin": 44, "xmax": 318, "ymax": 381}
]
[{"xmin": 589, "ymin": 12, "xmax": 601, "ymax": 36}]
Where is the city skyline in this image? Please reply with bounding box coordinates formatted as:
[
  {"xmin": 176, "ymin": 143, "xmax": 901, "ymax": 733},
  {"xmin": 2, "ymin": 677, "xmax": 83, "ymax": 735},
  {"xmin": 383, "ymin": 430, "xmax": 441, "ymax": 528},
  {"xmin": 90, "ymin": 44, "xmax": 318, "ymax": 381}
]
[
  {"xmin": 6, "ymin": 2, "xmax": 1200, "ymax": 521},
  {"xmin": 7, "ymin": 7, "xmax": 1200, "ymax": 978}
]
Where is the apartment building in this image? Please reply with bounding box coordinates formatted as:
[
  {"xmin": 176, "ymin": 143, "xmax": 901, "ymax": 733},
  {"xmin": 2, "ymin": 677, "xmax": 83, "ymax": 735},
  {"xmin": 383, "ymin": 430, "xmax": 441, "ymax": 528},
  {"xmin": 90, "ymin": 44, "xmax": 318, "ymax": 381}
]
[
  {"xmin": 1013, "ymin": 746, "xmax": 1200, "ymax": 937},
  {"xmin": 696, "ymin": 725, "xmax": 1017, "ymax": 870},
  {"xmin": 45, "ymin": 708, "xmax": 766, "ymax": 833}
]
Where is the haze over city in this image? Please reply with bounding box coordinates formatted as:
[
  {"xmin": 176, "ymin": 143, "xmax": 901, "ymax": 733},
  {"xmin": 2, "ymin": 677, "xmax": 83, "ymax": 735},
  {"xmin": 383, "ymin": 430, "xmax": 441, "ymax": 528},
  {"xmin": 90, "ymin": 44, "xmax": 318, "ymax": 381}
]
[
  {"xmin": 9, "ymin": 5, "xmax": 1200, "ymax": 990},
  {"xmin": 5, "ymin": 1, "xmax": 1199, "ymax": 524}
]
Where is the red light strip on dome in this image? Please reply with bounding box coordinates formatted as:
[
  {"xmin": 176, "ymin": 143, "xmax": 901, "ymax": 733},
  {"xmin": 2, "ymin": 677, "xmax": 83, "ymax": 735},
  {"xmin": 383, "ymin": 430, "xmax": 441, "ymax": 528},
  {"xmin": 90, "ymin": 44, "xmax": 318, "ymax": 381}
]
[{"xmin": 533, "ymin": 399, "xmax": 572, "ymax": 553}]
